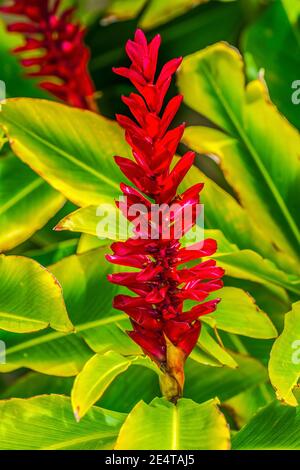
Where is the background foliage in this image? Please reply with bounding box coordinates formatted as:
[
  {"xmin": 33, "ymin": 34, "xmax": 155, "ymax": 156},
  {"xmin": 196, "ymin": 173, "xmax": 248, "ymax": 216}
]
[{"xmin": 0, "ymin": 0, "xmax": 299, "ymax": 450}]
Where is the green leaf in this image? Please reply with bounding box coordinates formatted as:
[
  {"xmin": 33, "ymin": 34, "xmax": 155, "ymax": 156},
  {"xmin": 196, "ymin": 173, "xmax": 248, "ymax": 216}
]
[
  {"xmin": 0, "ymin": 395, "xmax": 126, "ymax": 450},
  {"xmin": 0, "ymin": 98, "xmax": 131, "ymax": 207},
  {"xmin": 232, "ymin": 401, "xmax": 300, "ymax": 450},
  {"xmin": 185, "ymin": 352, "xmax": 268, "ymax": 403},
  {"xmin": 115, "ymin": 397, "xmax": 230, "ymax": 450},
  {"xmin": 178, "ymin": 42, "xmax": 300, "ymax": 259},
  {"xmin": 55, "ymin": 204, "xmax": 132, "ymax": 241},
  {"xmin": 0, "ymin": 153, "xmax": 65, "ymax": 251},
  {"xmin": 269, "ymin": 301, "xmax": 300, "ymax": 406},
  {"xmin": 242, "ymin": 0, "xmax": 300, "ymax": 130},
  {"xmin": 103, "ymin": 0, "xmax": 146, "ymax": 21},
  {"xmin": 72, "ymin": 351, "xmax": 157, "ymax": 421},
  {"xmin": 0, "ymin": 255, "xmax": 73, "ymax": 333},
  {"xmin": 183, "ymin": 164, "xmax": 300, "ymax": 277},
  {"xmin": 99, "ymin": 364, "xmax": 160, "ymax": 413},
  {"xmin": 0, "ymin": 248, "xmax": 136, "ymax": 375},
  {"xmin": 0, "ymin": 372, "xmax": 73, "ymax": 399},
  {"xmin": 24, "ymin": 239, "xmax": 78, "ymax": 267},
  {"xmin": 213, "ymin": 249, "xmax": 300, "ymax": 296},
  {"xmin": 139, "ymin": 0, "xmax": 211, "ymax": 29},
  {"xmin": 197, "ymin": 324, "xmax": 237, "ymax": 368},
  {"xmin": 202, "ymin": 287, "xmax": 277, "ymax": 338}
]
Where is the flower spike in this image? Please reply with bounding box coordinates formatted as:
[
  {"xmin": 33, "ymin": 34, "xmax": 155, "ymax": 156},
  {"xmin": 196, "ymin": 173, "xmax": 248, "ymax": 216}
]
[
  {"xmin": 0, "ymin": 0, "xmax": 97, "ymax": 111},
  {"xmin": 108, "ymin": 29, "xmax": 224, "ymax": 401}
]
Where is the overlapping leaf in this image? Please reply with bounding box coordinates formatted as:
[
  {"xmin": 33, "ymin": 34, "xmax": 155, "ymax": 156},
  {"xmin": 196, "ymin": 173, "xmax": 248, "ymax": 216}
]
[
  {"xmin": 0, "ymin": 255, "xmax": 73, "ymax": 333},
  {"xmin": 0, "ymin": 99, "xmax": 131, "ymax": 207},
  {"xmin": 269, "ymin": 301, "xmax": 300, "ymax": 406},
  {"xmin": 178, "ymin": 43, "xmax": 300, "ymax": 266},
  {"xmin": 232, "ymin": 400, "xmax": 300, "ymax": 450},
  {"xmin": 0, "ymin": 395, "xmax": 125, "ymax": 450},
  {"xmin": 0, "ymin": 153, "xmax": 65, "ymax": 251}
]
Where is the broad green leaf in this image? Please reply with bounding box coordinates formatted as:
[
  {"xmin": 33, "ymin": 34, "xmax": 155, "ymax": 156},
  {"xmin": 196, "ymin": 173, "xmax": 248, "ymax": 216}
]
[
  {"xmin": 99, "ymin": 364, "xmax": 160, "ymax": 413},
  {"xmin": 213, "ymin": 249, "xmax": 300, "ymax": 296},
  {"xmin": 0, "ymin": 255, "xmax": 73, "ymax": 333},
  {"xmin": 224, "ymin": 383, "xmax": 274, "ymax": 429},
  {"xmin": 184, "ymin": 352, "xmax": 267, "ymax": 403},
  {"xmin": 0, "ymin": 329, "xmax": 93, "ymax": 376},
  {"xmin": 178, "ymin": 43, "xmax": 300, "ymax": 259},
  {"xmin": 242, "ymin": 0, "xmax": 300, "ymax": 130},
  {"xmin": 184, "ymin": 164, "xmax": 300, "ymax": 277},
  {"xmin": 232, "ymin": 401, "xmax": 300, "ymax": 450},
  {"xmin": 72, "ymin": 351, "xmax": 157, "ymax": 421},
  {"xmin": 0, "ymin": 372, "xmax": 73, "ymax": 399},
  {"xmin": 0, "ymin": 395, "xmax": 126, "ymax": 450},
  {"xmin": 115, "ymin": 397, "xmax": 230, "ymax": 450},
  {"xmin": 77, "ymin": 234, "xmax": 108, "ymax": 254},
  {"xmin": 197, "ymin": 324, "xmax": 237, "ymax": 368},
  {"xmin": 103, "ymin": 0, "xmax": 235, "ymax": 29},
  {"xmin": 0, "ymin": 153, "xmax": 65, "ymax": 251},
  {"xmin": 0, "ymin": 98, "xmax": 131, "ymax": 207},
  {"xmin": 0, "ymin": 248, "xmax": 136, "ymax": 375},
  {"xmin": 25, "ymin": 239, "xmax": 78, "ymax": 267},
  {"xmin": 139, "ymin": 0, "xmax": 211, "ymax": 29},
  {"xmin": 56, "ymin": 204, "xmax": 132, "ymax": 241},
  {"xmin": 202, "ymin": 287, "xmax": 277, "ymax": 338},
  {"xmin": 103, "ymin": 0, "xmax": 146, "ymax": 21},
  {"xmin": 269, "ymin": 301, "xmax": 300, "ymax": 406}
]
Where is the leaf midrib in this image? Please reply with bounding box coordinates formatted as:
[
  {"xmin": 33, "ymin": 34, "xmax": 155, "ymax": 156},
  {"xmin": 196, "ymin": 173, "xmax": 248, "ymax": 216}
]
[
  {"xmin": 2, "ymin": 114, "xmax": 120, "ymax": 192},
  {"xmin": 200, "ymin": 62, "xmax": 300, "ymax": 247},
  {"xmin": 4, "ymin": 313, "xmax": 126, "ymax": 357}
]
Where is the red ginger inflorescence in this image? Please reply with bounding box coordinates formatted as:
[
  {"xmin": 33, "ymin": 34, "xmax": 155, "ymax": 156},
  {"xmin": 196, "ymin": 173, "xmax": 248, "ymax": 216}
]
[
  {"xmin": 107, "ymin": 29, "xmax": 224, "ymax": 400},
  {"xmin": 0, "ymin": 0, "xmax": 97, "ymax": 110}
]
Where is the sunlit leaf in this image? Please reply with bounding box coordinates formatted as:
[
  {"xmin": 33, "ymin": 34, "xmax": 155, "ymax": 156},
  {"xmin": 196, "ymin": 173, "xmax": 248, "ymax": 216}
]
[
  {"xmin": 0, "ymin": 395, "xmax": 125, "ymax": 450},
  {"xmin": 0, "ymin": 99, "xmax": 131, "ymax": 207},
  {"xmin": 178, "ymin": 43, "xmax": 300, "ymax": 261},
  {"xmin": 0, "ymin": 153, "xmax": 64, "ymax": 252},
  {"xmin": 269, "ymin": 301, "xmax": 300, "ymax": 406},
  {"xmin": 115, "ymin": 397, "xmax": 230, "ymax": 450},
  {"xmin": 232, "ymin": 400, "xmax": 300, "ymax": 450},
  {"xmin": 0, "ymin": 255, "xmax": 73, "ymax": 333}
]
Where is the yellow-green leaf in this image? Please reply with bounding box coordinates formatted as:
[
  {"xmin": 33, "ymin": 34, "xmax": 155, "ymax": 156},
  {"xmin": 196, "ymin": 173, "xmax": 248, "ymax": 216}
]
[
  {"xmin": 0, "ymin": 153, "xmax": 64, "ymax": 251},
  {"xmin": 269, "ymin": 301, "xmax": 300, "ymax": 406},
  {"xmin": 0, "ymin": 99, "xmax": 131, "ymax": 207},
  {"xmin": 203, "ymin": 287, "xmax": 277, "ymax": 338},
  {"xmin": 232, "ymin": 400, "xmax": 300, "ymax": 450},
  {"xmin": 72, "ymin": 351, "xmax": 158, "ymax": 421},
  {"xmin": 0, "ymin": 255, "xmax": 73, "ymax": 333},
  {"xmin": 115, "ymin": 397, "xmax": 230, "ymax": 450},
  {"xmin": 72, "ymin": 352, "xmax": 133, "ymax": 421},
  {"xmin": 178, "ymin": 43, "xmax": 300, "ymax": 259},
  {"xmin": 0, "ymin": 395, "xmax": 125, "ymax": 450}
]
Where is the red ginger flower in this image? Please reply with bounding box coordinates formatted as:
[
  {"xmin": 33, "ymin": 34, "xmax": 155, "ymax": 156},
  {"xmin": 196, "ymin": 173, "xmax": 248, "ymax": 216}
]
[
  {"xmin": 107, "ymin": 29, "xmax": 224, "ymax": 400},
  {"xmin": 0, "ymin": 0, "xmax": 97, "ymax": 111}
]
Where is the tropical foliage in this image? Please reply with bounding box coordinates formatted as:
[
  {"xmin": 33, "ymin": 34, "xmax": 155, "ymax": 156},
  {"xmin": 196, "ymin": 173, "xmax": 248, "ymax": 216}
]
[{"xmin": 0, "ymin": 0, "xmax": 299, "ymax": 450}]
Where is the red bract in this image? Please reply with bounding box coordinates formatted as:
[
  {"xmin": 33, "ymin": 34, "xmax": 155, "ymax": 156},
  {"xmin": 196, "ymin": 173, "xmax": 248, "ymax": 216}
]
[
  {"xmin": 0, "ymin": 0, "xmax": 97, "ymax": 110},
  {"xmin": 107, "ymin": 29, "xmax": 224, "ymax": 400}
]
